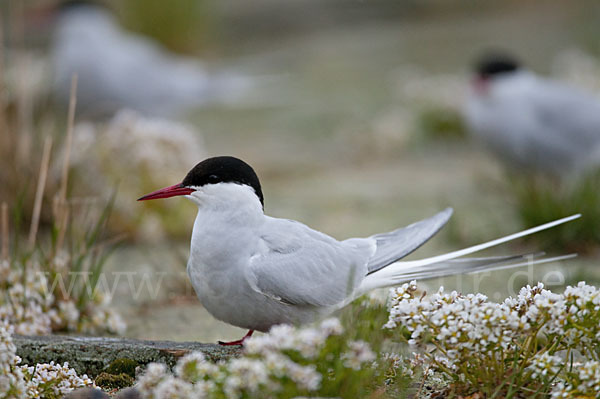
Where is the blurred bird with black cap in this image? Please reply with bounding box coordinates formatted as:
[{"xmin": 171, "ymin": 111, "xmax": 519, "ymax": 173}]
[{"xmin": 464, "ymin": 51, "xmax": 600, "ymax": 177}]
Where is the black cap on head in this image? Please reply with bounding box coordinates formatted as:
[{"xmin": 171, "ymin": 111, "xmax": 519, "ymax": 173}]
[
  {"xmin": 182, "ymin": 156, "xmax": 264, "ymax": 207},
  {"xmin": 58, "ymin": 0, "xmax": 107, "ymax": 12},
  {"xmin": 475, "ymin": 52, "xmax": 520, "ymax": 78}
]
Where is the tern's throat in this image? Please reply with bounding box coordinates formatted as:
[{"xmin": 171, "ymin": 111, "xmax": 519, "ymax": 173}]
[
  {"xmin": 188, "ymin": 183, "xmax": 263, "ymax": 269},
  {"xmin": 188, "ymin": 182, "xmax": 264, "ymax": 226}
]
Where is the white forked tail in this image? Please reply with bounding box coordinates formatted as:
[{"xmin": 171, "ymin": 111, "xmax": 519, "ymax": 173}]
[{"xmin": 357, "ymin": 214, "xmax": 581, "ymax": 294}]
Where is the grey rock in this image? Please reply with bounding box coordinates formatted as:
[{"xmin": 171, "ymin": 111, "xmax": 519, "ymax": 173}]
[
  {"xmin": 15, "ymin": 334, "xmax": 241, "ymax": 377},
  {"xmin": 63, "ymin": 387, "xmax": 109, "ymax": 399},
  {"xmin": 114, "ymin": 387, "xmax": 142, "ymax": 399}
]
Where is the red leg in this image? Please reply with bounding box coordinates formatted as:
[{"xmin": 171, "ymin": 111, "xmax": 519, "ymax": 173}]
[{"xmin": 218, "ymin": 330, "xmax": 254, "ymax": 346}]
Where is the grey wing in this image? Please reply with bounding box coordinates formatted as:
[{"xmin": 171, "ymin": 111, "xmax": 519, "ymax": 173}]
[
  {"xmin": 362, "ymin": 208, "xmax": 453, "ymax": 274},
  {"xmin": 245, "ymin": 218, "xmax": 374, "ymax": 307}
]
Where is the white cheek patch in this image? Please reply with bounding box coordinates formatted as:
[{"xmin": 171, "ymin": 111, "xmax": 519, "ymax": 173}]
[{"xmin": 187, "ymin": 183, "xmax": 262, "ymax": 210}]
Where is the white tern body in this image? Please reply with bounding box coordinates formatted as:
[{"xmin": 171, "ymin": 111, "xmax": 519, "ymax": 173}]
[
  {"xmin": 138, "ymin": 156, "xmax": 578, "ymax": 338},
  {"xmin": 185, "ymin": 182, "xmax": 575, "ymax": 332}
]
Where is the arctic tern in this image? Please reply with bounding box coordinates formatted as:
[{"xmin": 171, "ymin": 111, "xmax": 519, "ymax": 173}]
[
  {"xmin": 51, "ymin": 1, "xmax": 260, "ymax": 117},
  {"xmin": 139, "ymin": 156, "xmax": 578, "ymax": 345},
  {"xmin": 464, "ymin": 52, "xmax": 600, "ymax": 176}
]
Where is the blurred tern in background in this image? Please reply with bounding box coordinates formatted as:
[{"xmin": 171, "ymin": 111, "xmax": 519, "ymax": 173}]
[
  {"xmin": 139, "ymin": 156, "xmax": 578, "ymax": 345},
  {"xmin": 464, "ymin": 52, "xmax": 600, "ymax": 176},
  {"xmin": 51, "ymin": 1, "xmax": 274, "ymax": 117}
]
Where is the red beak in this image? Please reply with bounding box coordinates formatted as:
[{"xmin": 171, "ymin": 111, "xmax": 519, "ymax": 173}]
[{"xmin": 137, "ymin": 183, "xmax": 195, "ymax": 201}]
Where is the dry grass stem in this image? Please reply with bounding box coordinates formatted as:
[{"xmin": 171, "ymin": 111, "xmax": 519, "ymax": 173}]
[
  {"xmin": 55, "ymin": 206, "xmax": 70, "ymax": 253},
  {"xmin": 59, "ymin": 74, "xmax": 78, "ymax": 204},
  {"xmin": 416, "ymin": 366, "xmax": 430, "ymax": 398},
  {"xmin": 28, "ymin": 136, "xmax": 53, "ymax": 249},
  {"xmin": 52, "ymin": 195, "xmax": 59, "ymax": 222},
  {"xmin": 95, "ymin": 233, "xmax": 127, "ymax": 254},
  {"xmin": 12, "ymin": 1, "xmax": 32, "ymax": 168},
  {"xmin": 54, "ymin": 73, "xmax": 78, "ymax": 247},
  {"xmin": 1, "ymin": 202, "xmax": 8, "ymax": 261},
  {"xmin": 15, "ymin": 53, "xmax": 33, "ymax": 166},
  {"xmin": 0, "ymin": 16, "xmax": 3, "ymax": 85},
  {"xmin": 0, "ymin": 23, "xmax": 10, "ymax": 164},
  {"xmin": 0, "ymin": 16, "xmax": 4, "ymax": 104}
]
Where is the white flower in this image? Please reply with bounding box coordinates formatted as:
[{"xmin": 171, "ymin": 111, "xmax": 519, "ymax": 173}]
[
  {"xmin": 137, "ymin": 363, "xmax": 168, "ymax": 395},
  {"xmin": 193, "ymin": 380, "xmax": 215, "ymax": 398},
  {"xmin": 320, "ymin": 318, "xmax": 344, "ymax": 336},
  {"xmin": 153, "ymin": 376, "xmax": 199, "ymax": 399},
  {"xmin": 549, "ymin": 359, "xmax": 600, "ymax": 398},
  {"xmin": 20, "ymin": 361, "xmax": 95, "ymax": 398},
  {"xmin": 0, "ymin": 323, "xmax": 17, "ymax": 366},
  {"xmin": 174, "ymin": 352, "xmax": 210, "ymax": 383},
  {"xmin": 56, "ymin": 300, "xmax": 80, "ymax": 331},
  {"xmin": 293, "ymin": 328, "xmax": 327, "ymax": 358},
  {"xmin": 528, "ymin": 353, "xmax": 562, "ymax": 379},
  {"xmin": 0, "ymin": 254, "xmax": 123, "ymax": 336},
  {"xmin": 261, "ymin": 352, "xmax": 290, "ymax": 377},
  {"xmin": 69, "ymin": 110, "xmax": 205, "ymax": 241},
  {"xmin": 284, "ymin": 362, "xmax": 321, "ymax": 391},
  {"xmin": 245, "ymin": 320, "xmax": 338, "ymax": 359},
  {"xmin": 342, "ymin": 340, "xmax": 376, "ymax": 370},
  {"xmin": 227, "ymin": 358, "xmax": 269, "ymax": 391}
]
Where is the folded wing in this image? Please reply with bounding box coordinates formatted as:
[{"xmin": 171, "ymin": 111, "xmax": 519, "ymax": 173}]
[
  {"xmin": 245, "ymin": 218, "xmax": 374, "ymax": 307},
  {"xmin": 363, "ymin": 208, "xmax": 453, "ymax": 274}
]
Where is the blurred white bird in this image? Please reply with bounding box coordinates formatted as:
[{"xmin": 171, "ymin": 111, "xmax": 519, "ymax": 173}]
[
  {"xmin": 139, "ymin": 156, "xmax": 578, "ymax": 345},
  {"xmin": 51, "ymin": 1, "xmax": 261, "ymax": 117},
  {"xmin": 464, "ymin": 53, "xmax": 600, "ymax": 176}
]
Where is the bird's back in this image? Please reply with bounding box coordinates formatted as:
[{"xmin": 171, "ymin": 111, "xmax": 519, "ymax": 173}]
[
  {"xmin": 52, "ymin": 5, "xmax": 211, "ymax": 116},
  {"xmin": 246, "ymin": 216, "xmax": 374, "ymax": 308},
  {"xmin": 465, "ymin": 71, "xmax": 600, "ymax": 174}
]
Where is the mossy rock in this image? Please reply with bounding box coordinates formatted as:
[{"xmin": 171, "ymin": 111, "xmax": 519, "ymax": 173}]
[
  {"xmin": 14, "ymin": 334, "xmax": 241, "ymax": 377},
  {"xmin": 105, "ymin": 358, "xmax": 138, "ymax": 378},
  {"xmin": 95, "ymin": 372, "xmax": 135, "ymax": 391}
]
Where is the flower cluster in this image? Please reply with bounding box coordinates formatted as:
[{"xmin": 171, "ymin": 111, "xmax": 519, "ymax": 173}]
[
  {"xmin": 527, "ymin": 354, "xmax": 600, "ymax": 398},
  {"xmin": 527, "ymin": 352, "xmax": 562, "ymax": 379},
  {"xmin": 69, "ymin": 110, "xmax": 205, "ymax": 241},
  {"xmin": 560, "ymin": 281, "xmax": 600, "ymax": 354},
  {"xmin": 0, "ymin": 323, "xmax": 94, "ymax": 399},
  {"xmin": 137, "ymin": 318, "xmax": 377, "ymax": 399},
  {"xmin": 385, "ymin": 281, "xmax": 600, "ymax": 397},
  {"xmin": 0, "ymin": 323, "xmax": 27, "ymax": 399},
  {"xmin": 342, "ymin": 340, "xmax": 376, "ymax": 371},
  {"xmin": 0, "ymin": 260, "xmax": 53, "ymax": 335},
  {"xmin": 552, "ymin": 360, "xmax": 600, "ymax": 398},
  {"xmin": 21, "ymin": 362, "xmax": 95, "ymax": 398},
  {"xmin": 0, "ymin": 255, "xmax": 125, "ymax": 336}
]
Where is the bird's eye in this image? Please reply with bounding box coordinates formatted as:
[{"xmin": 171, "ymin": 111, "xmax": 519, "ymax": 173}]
[{"xmin": 208, "ymin": 174, "xmax": 219, "ymax": 182}]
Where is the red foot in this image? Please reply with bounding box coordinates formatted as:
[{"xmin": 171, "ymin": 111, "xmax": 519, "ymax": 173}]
[{"xmin": 218, "ymin": 330, "xmax": 254, "ymax": 346}]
